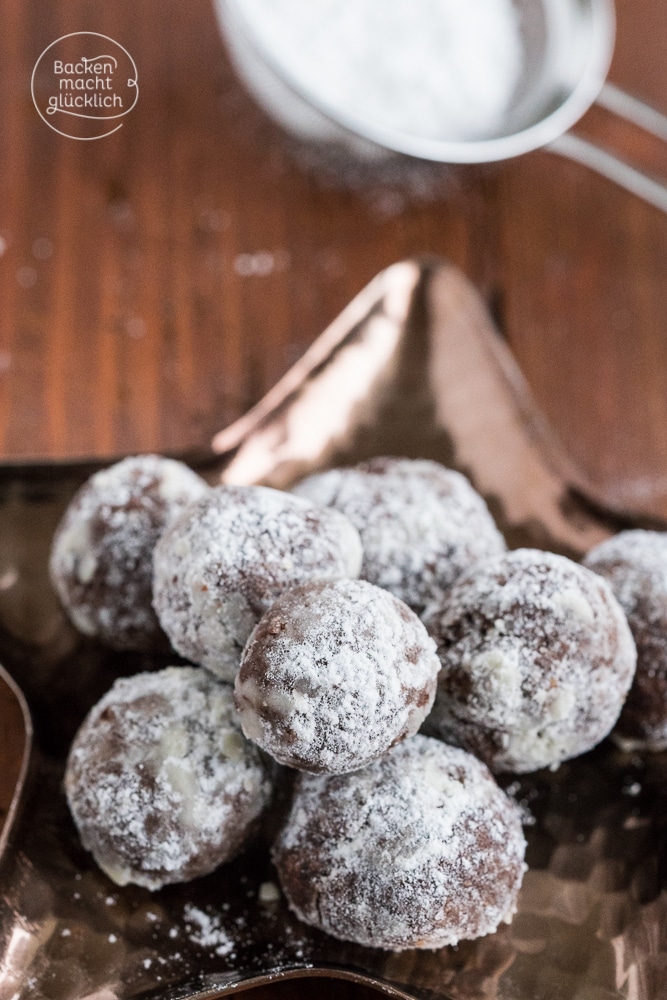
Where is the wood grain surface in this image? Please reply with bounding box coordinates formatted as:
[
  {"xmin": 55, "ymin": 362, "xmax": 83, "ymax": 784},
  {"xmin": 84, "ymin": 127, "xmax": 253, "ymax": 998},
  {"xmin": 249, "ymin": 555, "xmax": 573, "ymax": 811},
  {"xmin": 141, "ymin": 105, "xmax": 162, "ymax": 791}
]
[{"xmin": 0, "ymin": 0, "xmax": 667, "ymax": 506}]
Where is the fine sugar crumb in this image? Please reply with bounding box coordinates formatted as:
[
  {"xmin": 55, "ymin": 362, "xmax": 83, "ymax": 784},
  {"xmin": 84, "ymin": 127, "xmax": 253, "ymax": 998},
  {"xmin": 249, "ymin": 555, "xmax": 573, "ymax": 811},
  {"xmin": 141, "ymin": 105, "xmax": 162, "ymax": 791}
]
[
  {"xmin": 503, "ymin": 782, "xmax": 537, "ymax": 827},
  {"xmin": 258, "ymin": 881, "xmax": 281, "ymax": 903},
  {"xmin": 183, "ymin": 904, "xmax": 235, "ymax": 957},
  {"xmin": 234, "ymin": 251, "xmax": 283, "ymax": 277},
  {"xmin": 236, "ymin": 0, "xmax": 523, "ymax": 142}
]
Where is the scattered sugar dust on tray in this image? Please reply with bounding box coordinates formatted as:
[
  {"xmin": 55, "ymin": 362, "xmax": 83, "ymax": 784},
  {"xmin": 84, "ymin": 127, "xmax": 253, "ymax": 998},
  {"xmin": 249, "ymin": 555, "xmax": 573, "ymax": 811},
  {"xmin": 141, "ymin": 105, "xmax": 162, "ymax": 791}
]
[
  {"xmin": 287, "ymin": 139, "xmax": 462, "ymax": 214},
  {"xmin": 183, "ymin": 903, "xmax": 237, "ymax": 958}
]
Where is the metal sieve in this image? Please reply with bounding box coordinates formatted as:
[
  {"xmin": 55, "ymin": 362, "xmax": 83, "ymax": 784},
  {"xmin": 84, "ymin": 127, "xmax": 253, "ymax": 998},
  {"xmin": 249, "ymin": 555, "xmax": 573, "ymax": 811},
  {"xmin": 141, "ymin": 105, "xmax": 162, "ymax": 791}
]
[{"xmin": 215, "ymin": 0, "xmax": 667, "ymax": 211}]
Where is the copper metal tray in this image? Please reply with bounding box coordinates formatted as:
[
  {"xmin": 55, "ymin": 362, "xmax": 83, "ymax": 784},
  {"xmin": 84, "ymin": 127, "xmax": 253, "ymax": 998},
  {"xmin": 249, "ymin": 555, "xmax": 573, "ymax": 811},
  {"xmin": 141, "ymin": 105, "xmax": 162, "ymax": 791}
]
[{"xmin": 1, "ymin": 261, "xmax": 666, "ymax": 1000}]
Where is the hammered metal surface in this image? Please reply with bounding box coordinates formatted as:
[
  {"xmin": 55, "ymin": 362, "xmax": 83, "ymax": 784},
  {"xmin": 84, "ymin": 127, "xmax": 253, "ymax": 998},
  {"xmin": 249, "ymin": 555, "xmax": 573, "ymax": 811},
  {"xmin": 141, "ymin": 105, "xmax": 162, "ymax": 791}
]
[{"xmin": 0, "ymin": 262, "xmax": 666, "ymax": 1000}]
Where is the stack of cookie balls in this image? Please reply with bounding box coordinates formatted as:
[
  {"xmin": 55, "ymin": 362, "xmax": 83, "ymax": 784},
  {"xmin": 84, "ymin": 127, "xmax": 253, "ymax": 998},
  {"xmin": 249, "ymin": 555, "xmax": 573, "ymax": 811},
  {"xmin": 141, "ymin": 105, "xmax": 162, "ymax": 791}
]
[{"xmin": 52, "ymin": 453, "xmax": 655, "ymax": 953}]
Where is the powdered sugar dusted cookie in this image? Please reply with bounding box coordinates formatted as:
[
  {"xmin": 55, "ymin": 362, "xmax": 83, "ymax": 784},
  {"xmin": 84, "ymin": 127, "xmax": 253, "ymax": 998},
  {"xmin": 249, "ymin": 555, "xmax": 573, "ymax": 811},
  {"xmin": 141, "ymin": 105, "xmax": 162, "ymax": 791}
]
[
  {"xmin": 292, "ymin": 457, "xmax": 505, "ymax": 614},
  {"xmin": 50, "ymin": 455, "xmax": 209, "ymax": 651},
  {"xmin": 272, "ymin": 735, "xmax": 526, "ymax": 950},
  {"xmin": 584, "ymin": 530, "xmax": 667, "ymax": 751},
  {"xmin": 235, "ymin": 578, "xmax": 439, "ymax": 774},
  {"xmin": 423, "ymin": 549, "xmax": 636, "ymax": 773},
  {"xmin": 66, "ymin": 667, "xmax": 272, "ymax": 891},
  {"xmin": 153, "ymin": 486, "xmax": 363, "ymax": 681}
]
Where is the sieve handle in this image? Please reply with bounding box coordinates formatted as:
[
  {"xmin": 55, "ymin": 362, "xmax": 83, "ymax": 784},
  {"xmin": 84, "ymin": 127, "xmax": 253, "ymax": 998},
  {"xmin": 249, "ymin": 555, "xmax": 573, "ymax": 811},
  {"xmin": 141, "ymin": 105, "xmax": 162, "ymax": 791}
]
[{"xmin": 548, "ymin": 83, "xmax": 667, "ymax": 214}]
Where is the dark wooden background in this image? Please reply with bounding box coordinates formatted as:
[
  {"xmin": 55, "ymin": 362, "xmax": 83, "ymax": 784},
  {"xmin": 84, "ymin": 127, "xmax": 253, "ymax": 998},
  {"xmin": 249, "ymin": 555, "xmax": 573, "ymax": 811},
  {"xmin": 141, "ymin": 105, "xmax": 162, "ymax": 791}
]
[{"xmin": 2, "ymin": 2, "xmax": 667, "ymax": 997}]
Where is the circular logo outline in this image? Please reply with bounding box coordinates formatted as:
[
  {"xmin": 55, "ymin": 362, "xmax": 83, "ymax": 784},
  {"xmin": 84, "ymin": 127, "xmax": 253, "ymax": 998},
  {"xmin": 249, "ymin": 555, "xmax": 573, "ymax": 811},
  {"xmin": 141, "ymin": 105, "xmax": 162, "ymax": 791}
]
[{"xmin": 31, "ymin": 31, "xmax": 139, "ymax": 140}]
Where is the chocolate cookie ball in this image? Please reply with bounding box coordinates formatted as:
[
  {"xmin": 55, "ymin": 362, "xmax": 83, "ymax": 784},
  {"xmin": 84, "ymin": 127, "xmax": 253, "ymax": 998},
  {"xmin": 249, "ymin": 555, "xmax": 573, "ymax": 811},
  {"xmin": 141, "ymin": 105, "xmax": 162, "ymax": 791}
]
[
  {"xmin": 49, "ymin": 455, "xmax": 209, "ymax": 651},
  {"xmin": 235, "ymin": 579, "xmax": 439, "ymax": 774},
  {"xmin": 584, "ymin": 530, "xmax": 667, "ymax": 751},
  {"xmin": 272, "ymin": 735, "xmax": 526, "ymax": 950},
  {"xmin": 293, "ymin": 457, "xmax": 505, "ymax": 614},
  {"xmin": 66, "ymin": 667, "xmax": 272, "ymax": 891},
  {"xmin": 153, "ymin": 486, "xmax": 363, "ymax": 682},
  {"xmin": 423, "ymin": 549, "xmax": 636, "ymax": 774}
]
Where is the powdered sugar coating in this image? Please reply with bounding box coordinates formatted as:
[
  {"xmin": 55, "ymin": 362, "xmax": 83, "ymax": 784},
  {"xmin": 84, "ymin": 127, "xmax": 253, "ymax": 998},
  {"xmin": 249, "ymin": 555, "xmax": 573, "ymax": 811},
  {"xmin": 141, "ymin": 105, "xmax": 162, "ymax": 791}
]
[
  {"xmin": 584, "ymin": 530, "xmax": 667, "ymax": 751},
  {"xmin": 153, "ymin": 486, "xmax": 363, "ymax": 681},
  {"xmin": 50, "ymin": 455, "xmax": 210, "ymax": 651},
  {"xmin": 423, "ymin": 549, "xmax": 636, "ymax": 773},
  {"xmin": 235, "ymin": 579, "xmax": 439, "ymax": 774},
  {"xmin": 292, "ymin": 458, "xmax": 506, "ymax": 614},
  {"xmin": 66, "ymin": 667, "xmax": 272, "ymax": 891},
  {"xmin": 272, "ymin": 735, "xmax": 526, "ymax": 950}
]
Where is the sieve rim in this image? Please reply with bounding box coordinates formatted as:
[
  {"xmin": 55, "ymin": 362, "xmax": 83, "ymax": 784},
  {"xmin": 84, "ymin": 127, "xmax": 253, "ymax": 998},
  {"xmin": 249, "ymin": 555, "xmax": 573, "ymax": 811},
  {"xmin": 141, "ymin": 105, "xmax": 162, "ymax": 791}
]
[{"xmin": 219, "ymin": 0, "xmax": 616, "ymax": 164}]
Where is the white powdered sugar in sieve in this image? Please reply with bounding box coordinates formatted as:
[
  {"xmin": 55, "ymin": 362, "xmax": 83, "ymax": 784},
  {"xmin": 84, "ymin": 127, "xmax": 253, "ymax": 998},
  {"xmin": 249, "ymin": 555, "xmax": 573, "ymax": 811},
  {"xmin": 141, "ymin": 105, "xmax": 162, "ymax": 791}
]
[{"xmin": 238, "ymin": 0, "xmax": 524, "ymax": 141}]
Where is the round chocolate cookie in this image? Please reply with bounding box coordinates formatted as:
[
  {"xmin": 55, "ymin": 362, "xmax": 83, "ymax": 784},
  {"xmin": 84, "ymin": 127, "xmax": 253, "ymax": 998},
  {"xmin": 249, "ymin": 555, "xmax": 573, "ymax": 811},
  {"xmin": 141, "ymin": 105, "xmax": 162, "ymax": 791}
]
[
  {"xmin": 235, "ymin": 578, "xmax": 439, "ymax": 774},
  {"xmin": 66, "ymin": 666, "xmax": 272, "ymax": 890},
  {"xmin": 292, "ymin": 457, "xmax": 505, "ymax": 614},
  {"xmin": 423, "ymin": 549, "xmax": 636, "ymax": 773},
  {"xmin": 49, "ymin": 455, "xmax": 209, "ymax": 651},
  {"xmin": 272, "ymin": 735, "xmax": 526, "ymax": 950},
  {"xmin": 153, "ymin": 486, "xmax": 363, "ymax": 681},
  {"xmin": 584, "ymin": 530, "xmax": 667, "ymax": 751}
]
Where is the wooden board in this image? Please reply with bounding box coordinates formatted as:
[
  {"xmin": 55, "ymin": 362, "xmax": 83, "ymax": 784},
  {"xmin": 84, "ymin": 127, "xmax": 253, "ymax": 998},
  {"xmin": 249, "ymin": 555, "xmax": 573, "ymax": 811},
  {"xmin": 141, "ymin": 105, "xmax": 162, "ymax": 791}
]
[{"xmin": 1, "ymin": 0, "xmax": 667, "ymax": 510}]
